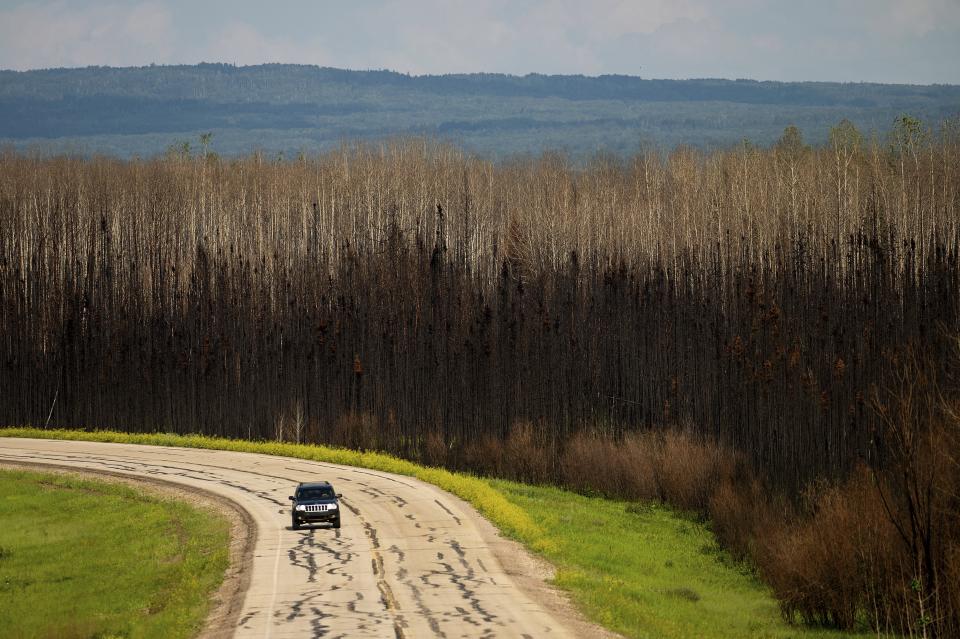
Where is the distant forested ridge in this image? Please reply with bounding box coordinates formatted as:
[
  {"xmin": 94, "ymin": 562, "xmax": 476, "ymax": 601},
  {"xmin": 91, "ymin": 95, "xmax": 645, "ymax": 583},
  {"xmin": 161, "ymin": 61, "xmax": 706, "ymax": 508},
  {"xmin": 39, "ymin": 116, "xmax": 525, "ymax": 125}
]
[{"xmin": 0, "ymin": 63, "xmax": 958, "ymax": 157}]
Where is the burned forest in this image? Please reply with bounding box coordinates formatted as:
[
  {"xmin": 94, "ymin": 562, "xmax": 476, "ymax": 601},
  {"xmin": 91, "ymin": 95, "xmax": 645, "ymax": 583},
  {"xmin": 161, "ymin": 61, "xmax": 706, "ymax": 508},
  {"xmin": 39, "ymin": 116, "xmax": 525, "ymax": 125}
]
[{"xmin": 2, "ymin": 118, "xmax": 960, "ymax": 633}]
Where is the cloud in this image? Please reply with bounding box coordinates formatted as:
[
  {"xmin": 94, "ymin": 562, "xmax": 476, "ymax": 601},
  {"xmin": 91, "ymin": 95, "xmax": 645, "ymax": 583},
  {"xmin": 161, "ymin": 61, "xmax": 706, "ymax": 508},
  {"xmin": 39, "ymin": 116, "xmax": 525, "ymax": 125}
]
[
  {"xmin": 201, "ymin": 22, "xmax": 329, "ymax": 66},
  {"xmin": 543, "ymin": 0, "xmax": 708, "ymax": 39},
  {"xmin": 860, "ymin": 0, "xmax": 960, "ymax": 38},
  {"xmin": 0, "ymin": 1, "xmax": 175, "ymax": 69},
  {"xmin": 0, "ymin": 0, "xmax": 956, "ymax": 82},
  {"xmin": 315, "ymin": 0, "xmax": 711, "ymax": 75}
]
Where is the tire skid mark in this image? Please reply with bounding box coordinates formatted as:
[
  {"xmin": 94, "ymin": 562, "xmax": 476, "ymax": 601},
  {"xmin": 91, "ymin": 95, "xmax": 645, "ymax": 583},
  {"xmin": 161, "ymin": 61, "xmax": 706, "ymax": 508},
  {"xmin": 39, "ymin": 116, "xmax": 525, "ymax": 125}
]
[
  {"xmin": 386, "ymin": 543, "xmax": 445, "ymax": 638},
  {"xmin": 15, "ymin": 449, "xmax": 292, "ymax": 485},
  {"xmin": 433, "ymin": 499, "xmax": 462, "ymax": 525},
  {"xmin": 388, "ymin": 544, "xmax": 406, "ymax": 564},
  {"xmin": 288, "ymin": 529, "xmax": 322, "ymax": 584},
  {"xmin": 350, "ymin": 480, "xmax": 409, "ymax": 510},
  {"xmin": 338, "ymin": 498, "xmax": 361, "ymax": 516},
  {"xmin": 41, "ymin": 453, "xmax": 290, "ymax": 508},
  {"xmin": 237, "ymin": 610, "xmax": 259, "ymax": 628},
  {"xmin": 404, "ymin": 512, "xmax": 422, "ymax": 529},
  {"xmin": 2, "ymin": 452, "xmax": 300, "ymax": 512},
  {"xmin": 65, "ymin": 456, "xmax": 306, "ymax": 511},
  {"xmin": 353, "ymin": 507, "xmax": 406, "ymax": 639},
  {"xmin": 287, "ymin": 462, "xmax": 420, "ymax": 488},
  {"xmin": 220, "ymin": 480, "xmax": 287, "ymax": 507},
  {"xmin": 306, "ymin": 601, "xmax": 336, "ymax": 639},
  {"xmin": 0, "ymin": 452, "xmax": 229, "ymax": 488},
  {"xmin": 414, "ymin": 539, "xmax": 499, "ymax": 631},
  {"xmin": 278, "ymin": 589, "xmax": 386, "ymax": 639},
  {"xmin": 345, "ymin": 590, "xmax": 363, "ymax": 613},
  {"xmin": 282, "ymin": 527, "xmax": 394, "ymax": 638},
  {"xmin": 131, "ymin": 455, "xmax": 301, "ymax": 485}
]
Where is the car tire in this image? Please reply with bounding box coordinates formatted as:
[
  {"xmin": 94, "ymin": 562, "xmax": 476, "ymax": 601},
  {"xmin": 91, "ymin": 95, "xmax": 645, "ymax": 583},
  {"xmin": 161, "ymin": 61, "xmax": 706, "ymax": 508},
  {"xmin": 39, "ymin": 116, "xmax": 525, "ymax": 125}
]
[
  {"xmin": 332, "ymin": 517, "xmax": 341, "ymax": 529},
  {"xmin": 291, "ymin": 515, "xmax": 300, "ymax": 530}
]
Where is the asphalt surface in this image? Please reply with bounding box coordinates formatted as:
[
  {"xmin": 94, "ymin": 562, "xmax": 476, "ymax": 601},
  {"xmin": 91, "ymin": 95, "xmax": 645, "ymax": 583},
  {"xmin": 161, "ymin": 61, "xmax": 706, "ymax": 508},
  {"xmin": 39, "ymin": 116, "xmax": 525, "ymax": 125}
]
[{"xmin": 0, "ymin": 438, "xmax": 577, "ymax": 638}]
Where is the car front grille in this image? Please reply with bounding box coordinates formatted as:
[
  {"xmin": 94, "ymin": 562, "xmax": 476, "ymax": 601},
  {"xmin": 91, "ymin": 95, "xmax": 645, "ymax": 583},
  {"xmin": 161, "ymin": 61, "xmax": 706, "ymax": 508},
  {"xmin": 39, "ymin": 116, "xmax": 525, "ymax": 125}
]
[{"xmin": 303, "ymin": 504, "xmax": 333, "ymax": 512}]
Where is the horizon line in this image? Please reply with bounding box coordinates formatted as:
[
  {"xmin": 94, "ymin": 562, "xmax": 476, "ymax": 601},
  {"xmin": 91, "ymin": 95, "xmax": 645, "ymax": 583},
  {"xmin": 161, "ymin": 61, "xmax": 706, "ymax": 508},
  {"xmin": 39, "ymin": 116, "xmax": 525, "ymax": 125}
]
[{"xmin": 2, "ymin": 62, "xmax": 958, "ymax": 88}]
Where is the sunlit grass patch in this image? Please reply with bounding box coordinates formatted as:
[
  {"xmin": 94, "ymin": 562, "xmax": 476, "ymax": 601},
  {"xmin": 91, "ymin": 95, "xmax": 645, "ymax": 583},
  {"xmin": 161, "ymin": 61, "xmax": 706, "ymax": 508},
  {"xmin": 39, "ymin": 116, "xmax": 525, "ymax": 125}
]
[
  {"xmin": 0, "ymin": 467, "xmax": 230, "ymax": 639},
  {"xmin": 491, "ymin": 479, "xmax": 877, "ymax": 639}
]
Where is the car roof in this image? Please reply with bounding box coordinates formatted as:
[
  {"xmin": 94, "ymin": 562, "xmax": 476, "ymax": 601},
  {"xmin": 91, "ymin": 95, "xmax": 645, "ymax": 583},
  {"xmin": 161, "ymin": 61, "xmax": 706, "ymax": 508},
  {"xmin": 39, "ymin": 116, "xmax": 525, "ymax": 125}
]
[{"xmin": 298, "ymin": 481, "xmax": 333, "ymax": 489}]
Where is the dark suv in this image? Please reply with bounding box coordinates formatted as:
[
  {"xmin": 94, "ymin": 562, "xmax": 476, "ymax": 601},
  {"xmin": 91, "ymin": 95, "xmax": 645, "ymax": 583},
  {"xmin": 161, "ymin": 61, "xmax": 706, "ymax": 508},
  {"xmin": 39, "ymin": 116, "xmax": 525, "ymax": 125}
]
[{"xmin": 289, "ymin": 481, "xmax": 342, "ymax": 530}]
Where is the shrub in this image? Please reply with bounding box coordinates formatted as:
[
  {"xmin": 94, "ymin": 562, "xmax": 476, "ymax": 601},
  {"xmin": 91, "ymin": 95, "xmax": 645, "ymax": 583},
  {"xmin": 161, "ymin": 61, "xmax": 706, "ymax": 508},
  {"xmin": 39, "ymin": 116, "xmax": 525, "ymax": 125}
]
[
  {"xmin": 503, "ymin": 420, "xmax": 553, "ymax": 485},
  {"xmin": 757, "ymin": 466, "xmax": 898, "ymax": 629},
  {"xmin": 560, "ymin": 431, "xmax": 659, "ymax": 500}
]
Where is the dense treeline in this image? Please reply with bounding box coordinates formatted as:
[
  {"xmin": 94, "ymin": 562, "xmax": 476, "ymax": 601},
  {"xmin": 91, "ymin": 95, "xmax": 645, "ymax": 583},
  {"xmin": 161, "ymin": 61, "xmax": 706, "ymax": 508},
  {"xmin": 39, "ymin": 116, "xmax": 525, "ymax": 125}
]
[
  {"xmin": 2, "ymin": 64, "xmax": 959, "ymax": 157},
  {"xmin": 5, "ymin": 63, "xmax": 958, "ymax": 106},
  {"xmin": 0, "ymin": 97, "xmax": 373, "ymax": 138},
  {"xmin": 1, "ymin": 119, "xmax": 959, "ymax": 632}
]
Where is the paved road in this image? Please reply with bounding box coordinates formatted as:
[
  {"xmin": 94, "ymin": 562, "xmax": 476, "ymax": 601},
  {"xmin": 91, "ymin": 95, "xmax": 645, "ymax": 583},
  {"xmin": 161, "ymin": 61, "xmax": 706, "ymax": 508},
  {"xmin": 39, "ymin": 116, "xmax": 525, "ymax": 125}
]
[{"xmin": 0, "ymin": 438, "xmax": 577, "ymax": 639}]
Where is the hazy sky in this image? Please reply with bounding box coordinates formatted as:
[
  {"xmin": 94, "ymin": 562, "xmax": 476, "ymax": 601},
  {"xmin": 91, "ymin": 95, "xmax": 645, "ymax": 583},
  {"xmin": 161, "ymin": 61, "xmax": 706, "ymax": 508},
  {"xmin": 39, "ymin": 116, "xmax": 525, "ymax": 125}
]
[{"xmin": 0, "ymin": 0, "xmax": 958, "ymax": 83}]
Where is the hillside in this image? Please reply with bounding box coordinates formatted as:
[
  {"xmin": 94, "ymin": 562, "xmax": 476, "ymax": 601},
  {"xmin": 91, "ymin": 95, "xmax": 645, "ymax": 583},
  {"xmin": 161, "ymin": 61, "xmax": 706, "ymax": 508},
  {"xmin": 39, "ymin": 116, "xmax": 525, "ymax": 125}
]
[{"xmin": 1, "ymin": 63, "xmax": 958, "ymax": 158}]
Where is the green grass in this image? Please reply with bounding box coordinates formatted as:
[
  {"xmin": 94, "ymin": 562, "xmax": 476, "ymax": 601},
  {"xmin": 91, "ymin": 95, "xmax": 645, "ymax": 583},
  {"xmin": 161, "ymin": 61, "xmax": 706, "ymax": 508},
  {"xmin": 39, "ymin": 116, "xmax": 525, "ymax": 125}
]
[
  {"xmin": 0, "ymin": 467, "xmax": 230, "ymax": 639},
  {"xmin": 1, "ymin": 428, "xmax": 873, "ymax": 639},
  {"xmin": 491, "ymin": 480, "xmax": 876, "ymax": 639}
]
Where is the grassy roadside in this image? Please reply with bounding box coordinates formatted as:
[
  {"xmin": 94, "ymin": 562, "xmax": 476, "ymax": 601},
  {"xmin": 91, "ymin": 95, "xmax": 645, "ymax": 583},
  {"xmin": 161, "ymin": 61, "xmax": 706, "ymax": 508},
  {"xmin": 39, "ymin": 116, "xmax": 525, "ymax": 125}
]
[
  {"xmin": 492, "ymin": 480, "xmax": 874, "ymax": 639},
  {"xmin": 0, "ymin": 428, "xmax": 871, "ymax": 639},
  {"xmin": 0, "ymin": 467, "xmax": 230, "ymax": 639}
]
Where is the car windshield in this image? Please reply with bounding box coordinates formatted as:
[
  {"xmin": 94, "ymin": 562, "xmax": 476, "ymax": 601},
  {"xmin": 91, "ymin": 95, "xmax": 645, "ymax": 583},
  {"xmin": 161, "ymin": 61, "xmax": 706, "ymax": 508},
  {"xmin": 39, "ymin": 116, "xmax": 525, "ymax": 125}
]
[{"xmin": 298, "ymin": 487, "xmax": 334, "ymax": 500}]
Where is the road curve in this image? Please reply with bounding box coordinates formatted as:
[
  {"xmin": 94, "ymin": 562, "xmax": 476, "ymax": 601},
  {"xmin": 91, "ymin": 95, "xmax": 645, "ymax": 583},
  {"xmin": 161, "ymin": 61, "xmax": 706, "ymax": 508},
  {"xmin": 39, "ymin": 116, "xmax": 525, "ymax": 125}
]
[{"xmin": 0, "ymin": 438, "xmax": 579, "ymax": 639}]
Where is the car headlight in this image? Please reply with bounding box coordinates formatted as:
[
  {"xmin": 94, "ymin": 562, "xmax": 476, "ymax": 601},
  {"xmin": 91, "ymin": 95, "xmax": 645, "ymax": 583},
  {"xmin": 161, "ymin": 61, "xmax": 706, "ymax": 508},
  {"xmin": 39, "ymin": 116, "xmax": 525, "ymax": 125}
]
[
  {"xmin": 295, "ymin": 505, "xmax": 306, "ymax": 511},
  {"xmin": 328, "ymin": 503, "xmax": 338, "ymax": 510}
]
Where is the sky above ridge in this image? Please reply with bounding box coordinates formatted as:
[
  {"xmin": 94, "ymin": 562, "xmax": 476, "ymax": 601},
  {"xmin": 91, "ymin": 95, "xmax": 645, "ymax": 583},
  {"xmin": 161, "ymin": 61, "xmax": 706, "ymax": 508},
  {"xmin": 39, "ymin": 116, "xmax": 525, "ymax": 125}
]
[{"xmin": 0, "ymin": 0, "xmax": 957, "ymax": 84}]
